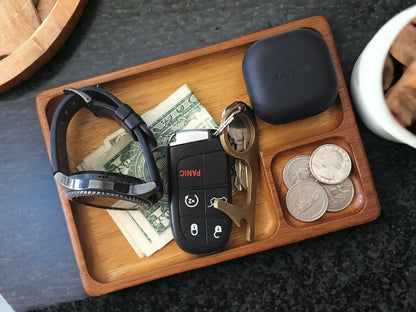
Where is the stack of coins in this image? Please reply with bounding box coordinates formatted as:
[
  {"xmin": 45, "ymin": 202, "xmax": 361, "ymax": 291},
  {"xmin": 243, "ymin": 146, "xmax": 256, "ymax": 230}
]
[{"xmin": 283, "ymin": 144, "xmax": 354, "ymax": 222}]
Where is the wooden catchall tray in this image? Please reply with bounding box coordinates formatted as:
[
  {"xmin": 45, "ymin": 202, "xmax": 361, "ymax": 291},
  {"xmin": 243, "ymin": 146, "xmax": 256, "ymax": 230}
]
[{"xmin": 36, "ymin": 16, "xmax": 380, "ymax": 296}]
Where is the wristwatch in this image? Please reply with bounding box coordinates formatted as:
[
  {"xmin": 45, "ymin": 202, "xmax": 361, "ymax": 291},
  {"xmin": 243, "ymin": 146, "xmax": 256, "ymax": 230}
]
[{"xmin": 50, "ymin": 86, "xmax": 163, "ymax": 210}]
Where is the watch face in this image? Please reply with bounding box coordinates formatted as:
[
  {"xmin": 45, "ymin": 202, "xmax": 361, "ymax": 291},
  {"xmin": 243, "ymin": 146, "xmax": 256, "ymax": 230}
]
[
  {"xmin": 73, "ymin": 193, "xmax": 149, "ymax": 210},
  {"xmin": 55, "ymin": 172, "xmax": 156, "ymax": 210}
]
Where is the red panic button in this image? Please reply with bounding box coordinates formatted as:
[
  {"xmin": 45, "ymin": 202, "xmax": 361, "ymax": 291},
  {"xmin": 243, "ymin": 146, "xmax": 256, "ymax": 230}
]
[
  {"xmin": 178, "ymin": 155, "xmax": 203, "ymax": 189},
  {"xmin": 179, "ymin": 169, "xmax": 201, "ymax": 177}
]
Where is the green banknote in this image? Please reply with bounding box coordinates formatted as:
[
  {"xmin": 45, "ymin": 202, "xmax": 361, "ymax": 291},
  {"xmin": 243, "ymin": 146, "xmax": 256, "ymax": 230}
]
[{"xmin": 77, "ymin": 84, "xmax": 218, "ymax": 257}]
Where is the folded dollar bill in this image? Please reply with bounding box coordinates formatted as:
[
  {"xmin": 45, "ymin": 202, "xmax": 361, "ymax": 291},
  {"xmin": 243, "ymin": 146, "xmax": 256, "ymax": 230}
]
[{"xmin": 77, "ymin": 84, "xmax": 218, "ymax": 257}]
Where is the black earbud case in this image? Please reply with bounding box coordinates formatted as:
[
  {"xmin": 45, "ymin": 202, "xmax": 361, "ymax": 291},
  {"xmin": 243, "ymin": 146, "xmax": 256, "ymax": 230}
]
[{"xmin": 242, "ymin": 28, "xmax": 338, "ymax": 124}]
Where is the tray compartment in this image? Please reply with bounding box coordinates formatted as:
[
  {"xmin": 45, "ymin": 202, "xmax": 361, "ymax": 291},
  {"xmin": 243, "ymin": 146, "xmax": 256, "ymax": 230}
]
[{"xmin": 267, "ymin": 135, "xmax": 366, "ymax": 229}]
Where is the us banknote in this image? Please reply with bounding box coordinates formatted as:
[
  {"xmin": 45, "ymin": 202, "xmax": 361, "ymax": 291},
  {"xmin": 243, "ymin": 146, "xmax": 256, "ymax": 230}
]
[{"xmin": 78, "ymin": 84, "xmax": 218, "ymax": 257}]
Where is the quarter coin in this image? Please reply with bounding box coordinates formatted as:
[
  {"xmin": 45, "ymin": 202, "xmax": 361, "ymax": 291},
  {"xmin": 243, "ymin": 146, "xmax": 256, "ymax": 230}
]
[
  {"xmin": 283, "ymin": 155, "xmax": 315, "ymax": 188},
  {"xmin": 286, "ymin": 181, "xmax": 328, "ymax": 222},
  {"xmin": 309, "ymin": 144, "xmax": 352, "ymax": 184},
  {"xmin": 320, "ymin": 177, "xmax": 355, "ymax": 212}
]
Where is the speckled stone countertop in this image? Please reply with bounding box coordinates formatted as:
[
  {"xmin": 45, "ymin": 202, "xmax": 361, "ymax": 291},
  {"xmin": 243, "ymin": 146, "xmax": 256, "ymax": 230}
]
[{"xmin": 0, "ymin": 1, "xmax": 415, "ymax": 311}]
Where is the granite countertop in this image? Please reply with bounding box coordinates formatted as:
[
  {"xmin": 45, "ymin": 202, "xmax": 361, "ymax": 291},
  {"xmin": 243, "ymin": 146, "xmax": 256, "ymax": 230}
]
[{"xmin": 0, "ymin": 1, "xmax": 415, "ymax": 311}]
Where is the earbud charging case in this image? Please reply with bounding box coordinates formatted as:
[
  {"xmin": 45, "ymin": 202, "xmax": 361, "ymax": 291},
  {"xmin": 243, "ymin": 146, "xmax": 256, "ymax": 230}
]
[{"xmin": 242, "ymin": 28, "xmax": 338, "ymax": 124}]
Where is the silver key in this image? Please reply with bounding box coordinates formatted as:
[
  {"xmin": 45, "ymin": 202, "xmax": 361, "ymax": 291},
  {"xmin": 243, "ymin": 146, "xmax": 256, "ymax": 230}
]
[
  {"xmin": 227, "ymin": 119, "xmax": 249, "ymax": 191},
  {"xmin": 214, "ymin": 101, "xmax": 259, "ymax": 242},
  {"xmin": 215, "ymin": 102, "xmax": 249, "ymax": 191}
]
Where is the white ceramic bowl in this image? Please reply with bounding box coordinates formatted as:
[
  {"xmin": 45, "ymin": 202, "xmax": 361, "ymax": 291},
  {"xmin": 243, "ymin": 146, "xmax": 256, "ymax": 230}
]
[{"xmin": 350, "ymin": 5, "xmax": 416, "ymax": 149}]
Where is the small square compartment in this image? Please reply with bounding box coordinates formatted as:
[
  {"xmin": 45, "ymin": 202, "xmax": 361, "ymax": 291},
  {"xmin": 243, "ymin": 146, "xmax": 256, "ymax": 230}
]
[
  {"xmin": 261, "ymin": 133, "xmax": 379, "ymax": 245},
  {"xmin": 268, "ymin": 136, "xmax": 366, "ymax": 229}
]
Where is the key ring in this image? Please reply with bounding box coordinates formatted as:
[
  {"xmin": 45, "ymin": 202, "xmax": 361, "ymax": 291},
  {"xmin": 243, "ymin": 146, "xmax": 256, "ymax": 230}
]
[{"xmin": 214, "ymin": 101, "xmax": 259, "ymax": 242}]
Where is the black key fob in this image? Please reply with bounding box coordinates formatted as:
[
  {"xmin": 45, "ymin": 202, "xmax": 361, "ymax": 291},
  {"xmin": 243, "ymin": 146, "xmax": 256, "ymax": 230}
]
[{"xmin": 168, "ymin": 129, "xmax": 232, "ymax": 255}]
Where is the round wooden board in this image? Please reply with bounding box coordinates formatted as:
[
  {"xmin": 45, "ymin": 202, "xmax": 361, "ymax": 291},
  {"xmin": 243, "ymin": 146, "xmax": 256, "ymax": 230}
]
[{"xmin": 0, "ymin": 0, "xmax": 88, "ymax": 94}]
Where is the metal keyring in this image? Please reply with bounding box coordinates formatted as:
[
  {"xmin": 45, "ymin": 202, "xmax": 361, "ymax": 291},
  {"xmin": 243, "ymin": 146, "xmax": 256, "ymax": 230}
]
[{"xmin": 213, "ymin": 101, "xmax": 259, "ymax": 242}]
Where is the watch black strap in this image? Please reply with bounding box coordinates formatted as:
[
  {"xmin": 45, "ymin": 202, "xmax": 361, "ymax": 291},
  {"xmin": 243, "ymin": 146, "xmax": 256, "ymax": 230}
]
[{"xmin": 50, "ymin": 86, "xmax": 163, "ymax": 200}]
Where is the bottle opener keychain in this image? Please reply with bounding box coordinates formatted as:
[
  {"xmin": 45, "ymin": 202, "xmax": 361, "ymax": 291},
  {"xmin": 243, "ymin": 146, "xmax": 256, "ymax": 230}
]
[{"xmin": 213, "ymin": 101, "xmax": 259, "ymax": 242}]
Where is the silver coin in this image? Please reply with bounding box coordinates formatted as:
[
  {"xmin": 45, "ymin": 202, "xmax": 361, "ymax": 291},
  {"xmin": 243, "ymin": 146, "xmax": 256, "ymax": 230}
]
[
  {"xmin": 286, "ymin": 181, "xmax": 328, "ymax": 222},
  {"xmin": 320, "ymin": 177, "xmax": 355, "ymax": 212},
  {"xmin": 283, "ymin": 155, "xmax": 315, "ymax": 188},
  {"xmin": 309, "ymin": 144, "xmax": 352, "ymax": 185}
]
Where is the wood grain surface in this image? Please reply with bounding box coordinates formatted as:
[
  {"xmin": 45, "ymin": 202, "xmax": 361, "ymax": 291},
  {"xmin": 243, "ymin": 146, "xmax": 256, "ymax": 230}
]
[
  {"xmin": 36, "ymin": 16, "xmax": 380, "ymax": 296},
  {"xmin": 0, "ymin": 0, "xmax": 87, "ymax": 93}
]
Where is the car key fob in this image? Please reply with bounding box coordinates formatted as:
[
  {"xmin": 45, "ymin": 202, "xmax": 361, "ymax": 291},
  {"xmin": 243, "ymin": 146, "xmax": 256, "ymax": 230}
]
[{"xmin": 168, "ymin": 129, "xmax": 232, "ymax": 255}]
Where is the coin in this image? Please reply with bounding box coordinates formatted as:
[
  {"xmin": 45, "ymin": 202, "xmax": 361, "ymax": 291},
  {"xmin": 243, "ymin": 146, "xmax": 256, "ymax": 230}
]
[
  {"xmin": 283, "ymin": 155, "xmax": 315, "ymax": 188},
  {"xmin": 309, "ymin": 144, "xmax": 352, "ymax": 184},
  {"xmin": 286, "ymin": 181, "xmax": 328, "ymax": 222},
  {"xmin": 320, "ymin": 177, "xmax": 354, "ymax": 212}
]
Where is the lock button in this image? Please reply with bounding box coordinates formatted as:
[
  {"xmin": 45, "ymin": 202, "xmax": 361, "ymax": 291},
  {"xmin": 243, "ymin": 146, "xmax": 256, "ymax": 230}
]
[{"xmin": 180, "ymin": 217, "xmax": 206, "ymax": 243}]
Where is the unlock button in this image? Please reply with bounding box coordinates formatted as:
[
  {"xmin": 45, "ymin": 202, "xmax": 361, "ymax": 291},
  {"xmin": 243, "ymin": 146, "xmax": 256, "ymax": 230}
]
[
  {"xmin": 213, "ymin": 225, "xmax": 222, "ymax": 238},
  {"xmin": 207, "ymin": 218, "xmax": 231, "ymax": 244}
]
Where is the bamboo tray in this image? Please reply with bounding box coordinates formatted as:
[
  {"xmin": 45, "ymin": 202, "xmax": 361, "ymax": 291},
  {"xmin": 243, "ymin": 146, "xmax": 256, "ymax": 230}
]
[
  {"xmin": 0, "ymin": 0, "xmax": 87, "ymax": 94},
  {"xmin": 36, "ymin": 16, "xmax": 380, "ymax": 296}
]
